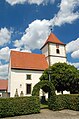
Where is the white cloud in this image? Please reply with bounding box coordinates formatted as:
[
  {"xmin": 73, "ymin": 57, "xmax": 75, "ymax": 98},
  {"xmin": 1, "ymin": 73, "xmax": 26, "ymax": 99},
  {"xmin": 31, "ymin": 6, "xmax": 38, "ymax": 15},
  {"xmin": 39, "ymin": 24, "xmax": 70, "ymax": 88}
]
[
  {"xmin": 68, "ymin": 62, "xmax": 79, "ymax": 69},
  {"xmin": 0, "ymin": 46, "xmax": 31, "ymax": 63},
  {"xmin": 6, "ymin": 0, "xmax": 79, "ymax": 26},
  {"xmin": 27, "ymin": 0, "xmax": 46, "ymax": 5},
  {"xmin": 28, "ymin": 0, "xmax": 55, "ymax": 5},
  {"xmin": 21, "ymin": 49, "xmax": 31, "ymax": 52},
  {"xmin": 71, "ymin": 50, "xmax": 79, "ymax": 59},
  {"xmin": 3, "ymin": 0, "xmax": 79, "ymax": 80},
  {"xmin": 13, "ymin": 0, "xmax": 79, "ymax": 51},
  {"xmin": 14, "ymin": 19, "xmax": 51, "ymax": 50},
  {"xmin": 66, "ymin": 38, "xmax": 79, "ymax": 53},
  {"xmin": 50, "ymin": 0, "xmax": 79, "ymax": 26},
  {"xmin": 0, "ymin": 64, "xmax": 8, "ymax": 79},
  {"xmin": 0, "ymin": 47, "xmax": 31, "ymax": 79},
  {"xmin": 0, "ymin": 27, "xmax": 11, "ymax": 46},
  {"xmin": 66, "ymin": 37, "xmax": 79, "ymax": 59},
  {"xmin": 6, "ymin": 0, "xmax": 55, "ymax": 5},
  {"xmin": 6, "ymin": 0, "xmax": 26, "ymax": 5},
  {"xmin": 0, "ymin": 61, "xmax": 2, "ymax": 66},
  {"xmin": 0, "ymin": 47, "xmax": 20, "ymax": 62},
  {"xmin": 0, "ymin": 47, "xmax": 10, "ymax": 61},
  {"xmin": 11, "ymin": 47, "xmax": 31, "ymax": 53}
]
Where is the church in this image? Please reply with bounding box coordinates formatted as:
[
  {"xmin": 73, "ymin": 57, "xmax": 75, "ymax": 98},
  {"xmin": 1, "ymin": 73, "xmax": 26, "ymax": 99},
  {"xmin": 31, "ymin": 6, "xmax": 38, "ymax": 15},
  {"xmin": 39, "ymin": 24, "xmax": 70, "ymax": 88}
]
[{"xmin": 8, "ymin": 33, "xmax": 67, "ymax": 97}]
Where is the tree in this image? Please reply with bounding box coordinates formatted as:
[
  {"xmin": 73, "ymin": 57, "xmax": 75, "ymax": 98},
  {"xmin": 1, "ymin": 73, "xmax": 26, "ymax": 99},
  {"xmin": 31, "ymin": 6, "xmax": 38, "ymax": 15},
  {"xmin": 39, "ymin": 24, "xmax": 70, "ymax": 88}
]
[{"xmin": 40, "ymin": 63, "xmax": 79, "ymax": 94}]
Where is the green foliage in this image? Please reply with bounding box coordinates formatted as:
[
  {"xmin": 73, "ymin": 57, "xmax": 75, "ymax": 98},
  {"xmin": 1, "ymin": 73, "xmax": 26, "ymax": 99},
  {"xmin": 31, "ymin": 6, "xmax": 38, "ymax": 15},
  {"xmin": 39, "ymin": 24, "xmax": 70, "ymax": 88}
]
[
  {"xmin": 32, "ymin": 80, "xmax": 56, "ymax": 110},
  {"xmin": 40, "ymin": 63, "xmax": 79, "ymax": 94},
  {"xmin": 0, "ymin": 96, "xmax": 40, "ymax": 118},
  {"xmin": 32, "ymin": 80, "xmax": 56, "ymax": 97},
  {"xmin": 40, "ymin": 103, "xmax": 48, "ymax": 109},
  {"xmin": 48, "ymin": 94, "xmax": 79, "ymax": 111}
]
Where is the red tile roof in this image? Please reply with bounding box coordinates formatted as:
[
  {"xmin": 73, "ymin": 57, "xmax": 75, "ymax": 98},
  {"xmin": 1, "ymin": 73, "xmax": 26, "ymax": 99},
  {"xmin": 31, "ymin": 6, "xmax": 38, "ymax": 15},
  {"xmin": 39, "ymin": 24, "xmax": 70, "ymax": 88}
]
[
  {"xmin": 41, "ymin": 33, "xmax": 65, "ymax": 49},
  {"xmin": 11, "ymin": 51, "xmax": 48, "ymax": 70},
  {"xmin": 0, "ymin": 80, "xmax": 8, "ymax": 90}
]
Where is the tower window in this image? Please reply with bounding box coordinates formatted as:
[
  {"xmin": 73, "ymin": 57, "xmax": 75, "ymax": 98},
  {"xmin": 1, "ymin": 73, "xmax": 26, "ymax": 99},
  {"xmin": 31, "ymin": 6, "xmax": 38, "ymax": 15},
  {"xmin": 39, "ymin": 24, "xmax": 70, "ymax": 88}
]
[{"xmin": 56, "ymin": 49, "xmax": 60, "ymax": 54}]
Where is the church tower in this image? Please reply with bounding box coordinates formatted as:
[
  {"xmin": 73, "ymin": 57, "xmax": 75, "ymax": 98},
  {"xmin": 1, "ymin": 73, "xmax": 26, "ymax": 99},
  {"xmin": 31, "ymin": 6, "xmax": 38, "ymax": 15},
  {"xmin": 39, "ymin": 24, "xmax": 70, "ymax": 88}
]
[{"xmin": 41, "ymin": 33, "xmax": 67, "ymax": 66}]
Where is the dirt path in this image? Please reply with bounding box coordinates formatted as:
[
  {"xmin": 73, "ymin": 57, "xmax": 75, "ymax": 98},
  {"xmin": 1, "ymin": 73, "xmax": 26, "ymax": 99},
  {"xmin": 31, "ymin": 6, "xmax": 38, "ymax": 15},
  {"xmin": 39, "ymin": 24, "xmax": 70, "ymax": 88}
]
[{"xmin": 1, "ymin": 109, "xmax": 79, "ymax": 119}]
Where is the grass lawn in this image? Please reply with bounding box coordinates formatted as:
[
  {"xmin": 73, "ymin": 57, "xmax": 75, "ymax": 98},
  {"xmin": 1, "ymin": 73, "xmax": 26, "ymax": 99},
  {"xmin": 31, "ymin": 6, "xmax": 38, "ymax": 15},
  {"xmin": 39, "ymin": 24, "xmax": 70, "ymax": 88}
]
[{"xmin": 40, "ymin": 104, "xmax": 48, "ymax": 109}]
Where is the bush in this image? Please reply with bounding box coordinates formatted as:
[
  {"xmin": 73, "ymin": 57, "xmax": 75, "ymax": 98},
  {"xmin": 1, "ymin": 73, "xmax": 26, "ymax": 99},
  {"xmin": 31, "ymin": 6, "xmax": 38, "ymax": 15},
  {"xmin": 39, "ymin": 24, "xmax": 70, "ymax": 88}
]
[
  {"xmin": 32, "ymin": 80, "xmax": 56, "ymax": 110},
  {"xmin": 32, "ymin": 80, "xmax": 56, "ymax": 97},
  {"xmin": 48, "ymin": 94, "xmax": 79, "ymax": 111},
  {"xmin": 0, "ymin": 96, "xmax": 40, "ymax": 118}
]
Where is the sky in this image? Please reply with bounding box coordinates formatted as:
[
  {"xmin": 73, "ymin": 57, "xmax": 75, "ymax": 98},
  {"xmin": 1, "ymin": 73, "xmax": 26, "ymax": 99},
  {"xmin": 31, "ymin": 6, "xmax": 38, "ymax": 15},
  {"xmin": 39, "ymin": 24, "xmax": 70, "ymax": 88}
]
[{"xmin": 0, "ymin": 0, "xmax": 79, "ymax": 79}]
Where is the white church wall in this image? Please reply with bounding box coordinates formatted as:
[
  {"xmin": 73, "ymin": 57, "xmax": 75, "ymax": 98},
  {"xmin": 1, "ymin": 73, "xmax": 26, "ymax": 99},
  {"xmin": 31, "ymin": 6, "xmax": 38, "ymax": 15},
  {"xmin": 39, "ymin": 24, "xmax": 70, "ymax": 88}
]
[{"xmin": 10, "ymin": 69, "xmax": 43, "ymax": 97}]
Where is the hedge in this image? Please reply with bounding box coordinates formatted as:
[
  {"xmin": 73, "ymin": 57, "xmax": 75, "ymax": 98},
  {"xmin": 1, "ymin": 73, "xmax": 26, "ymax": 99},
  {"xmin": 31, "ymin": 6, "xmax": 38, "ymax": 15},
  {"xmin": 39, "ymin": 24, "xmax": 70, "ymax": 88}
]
[
  {"xmin": 32, "ymin": 80, "xmax": 56, "ymax": 97},
  {"xmin": 0, "ymin": 96, "xmax": 40, "ymax": 118},
  {"xmin": 48, "ymin": 94, "xmax": 79, "ymax": 111}
]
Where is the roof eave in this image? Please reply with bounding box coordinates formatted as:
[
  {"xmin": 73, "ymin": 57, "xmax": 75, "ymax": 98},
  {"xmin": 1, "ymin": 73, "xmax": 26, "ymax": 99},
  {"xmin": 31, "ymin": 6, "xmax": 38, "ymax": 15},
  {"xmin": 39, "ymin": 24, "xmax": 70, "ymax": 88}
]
[
  {"xmin": 40, "ymin": 41, "xmax": 66, "ymax": 50},
  {"xmin": 11, "ymin": 67, "xmax": 47, "ymax": 71}
]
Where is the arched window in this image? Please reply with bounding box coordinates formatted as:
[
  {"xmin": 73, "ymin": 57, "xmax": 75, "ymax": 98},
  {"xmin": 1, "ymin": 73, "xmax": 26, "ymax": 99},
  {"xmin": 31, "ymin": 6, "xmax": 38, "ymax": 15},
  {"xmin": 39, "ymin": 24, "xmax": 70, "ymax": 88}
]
[{"xmin": 56, "ymin": 49, "xmax": 60, "ymax": 54}]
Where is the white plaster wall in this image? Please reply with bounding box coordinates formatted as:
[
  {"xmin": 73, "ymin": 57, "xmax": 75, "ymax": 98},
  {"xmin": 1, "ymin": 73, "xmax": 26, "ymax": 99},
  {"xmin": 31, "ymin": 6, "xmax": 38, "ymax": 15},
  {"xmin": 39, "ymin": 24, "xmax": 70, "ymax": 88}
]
[
  {"xmin": 41, "ymin": 43, "xmax": 66, "ymax": 66},
  {"xmin": 50, "ymin": 56, "xmax": 66, "ymax": 65},
  {"xmin": 46, "ymin": 58, "xmax": 49, "ymax": 65},
  {"xmin": 41, "ymin": 44, "xmax": 48, "ymax": 57},
  {"xmin": 55, "ymin": 90, "xmax": 70, "ymax": 95},
  {"xmin": 10, "ymin": 69, "xmax": 43, "ymax": 97},
  {"xmin": 49, "ymin": 43, "xmax": 66, "ymax": 65},
  {"xmin": 8, "ymin": 59, "xmax": 11, "ymax": 93},
  {"xmin": 49, "ymin": 43, "xmax": 66, "ymax": 57},
  {"xmin": 0, "ymin": 92, "xmax": 2, "ymax": 97}
]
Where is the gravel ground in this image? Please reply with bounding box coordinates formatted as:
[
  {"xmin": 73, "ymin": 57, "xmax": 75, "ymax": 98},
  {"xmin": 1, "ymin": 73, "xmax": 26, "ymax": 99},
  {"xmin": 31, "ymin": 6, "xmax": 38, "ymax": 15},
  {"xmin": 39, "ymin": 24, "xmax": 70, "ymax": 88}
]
[{"xmin": 1, "ymin": 109, "xmax": 79, "ymax": 119}]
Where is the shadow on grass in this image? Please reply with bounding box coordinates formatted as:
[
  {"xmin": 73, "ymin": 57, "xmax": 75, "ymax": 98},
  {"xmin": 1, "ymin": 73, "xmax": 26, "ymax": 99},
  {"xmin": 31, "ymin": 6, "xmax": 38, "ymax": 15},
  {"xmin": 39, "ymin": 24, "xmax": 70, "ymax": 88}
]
[
  {"xmin": 40, "ymin": 103, "xmax": 48, "ymax": 109},
  {"xmin": 40, "ymin": 96, "xmax": 48, "ymax": 109}
]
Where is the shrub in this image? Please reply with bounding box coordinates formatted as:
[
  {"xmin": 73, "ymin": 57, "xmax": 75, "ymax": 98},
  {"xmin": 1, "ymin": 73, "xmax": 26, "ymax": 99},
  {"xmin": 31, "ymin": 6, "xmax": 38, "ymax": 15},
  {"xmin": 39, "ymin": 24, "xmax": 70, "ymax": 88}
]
[
  {"xmin": 0, "ymin": 96, "xmax": 40, "ymax": 118},
  {"xmin": 32, "ymin": 80, "xmax": 56, "ymax": 97},
  {"xmin": 48, "ymin": 94, "xmax": 79, "ymax": 111},
  {"xmin": 32, "ymin": 80, "xmax": 56, "ymax": 110}
]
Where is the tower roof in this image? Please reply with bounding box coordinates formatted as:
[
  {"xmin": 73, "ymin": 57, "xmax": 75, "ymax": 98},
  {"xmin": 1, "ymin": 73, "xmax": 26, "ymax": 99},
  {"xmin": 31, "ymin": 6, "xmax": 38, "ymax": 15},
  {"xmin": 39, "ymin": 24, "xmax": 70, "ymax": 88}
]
[{"xmin": 41, "ymin": 33, "xmax": 65, "ymax": 49}]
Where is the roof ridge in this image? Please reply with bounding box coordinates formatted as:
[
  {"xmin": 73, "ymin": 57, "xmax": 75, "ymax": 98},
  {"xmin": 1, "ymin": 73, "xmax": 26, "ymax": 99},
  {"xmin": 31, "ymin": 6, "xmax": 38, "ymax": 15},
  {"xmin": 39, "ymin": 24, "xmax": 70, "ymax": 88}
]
[
  {"xmin": 11, "ymin": 50, "xmax": 32, "ymax": 54},
  {"xmin": 11, "ymin": 50, "xmax": 44, "ymax": 56}
]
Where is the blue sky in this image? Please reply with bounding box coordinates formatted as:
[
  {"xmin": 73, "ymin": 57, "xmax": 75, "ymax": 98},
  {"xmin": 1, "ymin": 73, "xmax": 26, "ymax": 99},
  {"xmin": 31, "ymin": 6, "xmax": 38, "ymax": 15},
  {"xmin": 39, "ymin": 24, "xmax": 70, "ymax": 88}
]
[{"xmin": 0, "ymin": 0, "xmax": 79, "ymax": 79}]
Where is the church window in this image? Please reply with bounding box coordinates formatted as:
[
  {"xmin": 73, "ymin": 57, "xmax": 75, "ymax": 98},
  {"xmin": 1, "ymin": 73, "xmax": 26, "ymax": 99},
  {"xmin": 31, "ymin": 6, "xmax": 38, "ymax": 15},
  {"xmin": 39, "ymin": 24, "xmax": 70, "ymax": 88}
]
[
  {"xmin": 26, "ymin": 84, "xmax": 31, "ymax": 94},
  {"xmin": 56, "ymin": 49, "xmax": 60, "ymax": 54},
  {"xmin": 26, "ymin": 74, "xmax": 31, "ymax": 80}
]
